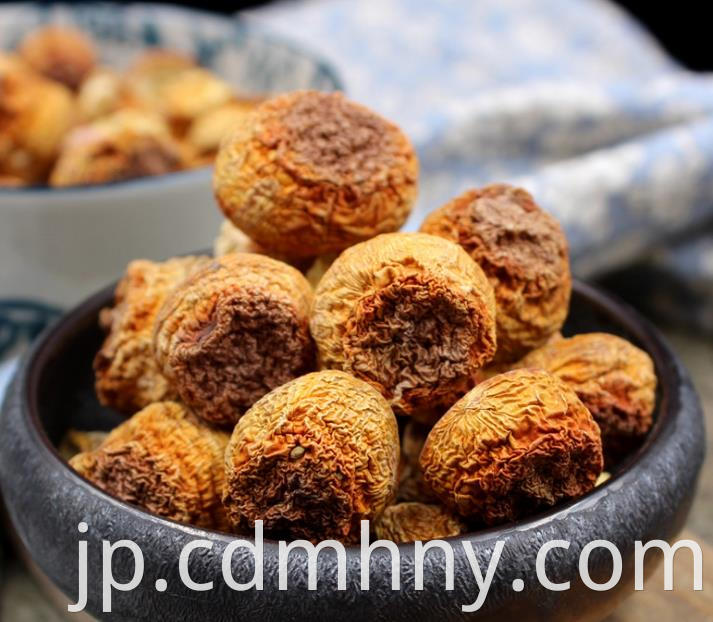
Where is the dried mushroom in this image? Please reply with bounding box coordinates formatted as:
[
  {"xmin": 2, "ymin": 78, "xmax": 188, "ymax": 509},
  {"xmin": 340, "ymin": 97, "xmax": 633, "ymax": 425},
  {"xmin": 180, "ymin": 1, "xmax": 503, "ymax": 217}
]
[
  {"xmin": 70, "ymin": 402, "xmax": 230, "ymax": 530},
  {"xmin": 153, "ymin": 253, "xmax": 315, "ymax": 426},
  {"xmin": 214, "ymin": 90, "xmax": 418, "ymax": 258},
  {"xmin": 514, "ymin": 332, "xmax": 656, "ymax": 462},
  {"xmin": 94, "ymin": 255, "xmax": 211, "ymax": 414},
  {"xmin": 76, "ymin": 68, "xmax": 126, "ymax": 121},
  {"xmin": 158, "ymin": 69, "xmax": 236, "ymax": 134},
  {"xmin": 19, "ymin": 25, "xmax": 96, "ymax": 90},
  {"xmin": 397, "ymin": 421, "xmax": 438, "ymax": 503},
  {"xmin": 421, "ymin": 184, "xmax": 571, "ymax": 363},
  {"xmin": 58, "ymin": 429, "xmax": 108, "ymax": 461},
  {"xmin": 0, "ymin": 64, "xmax": 75, "ymax": 183},
  {"xmin": 125, "ymin": 49, "xmax": 197, "ymax": 111},
  {"xmin": 420, "ymin": 369, "xmax": 603, "ymax": 525},
  {"xmin": 212, "ymin": 219, "xmax": 314, "ymax": 273},
  {"xmin": 374, "ymin": 503, "xmax": 465, "ymax": 543},
  {"xmin": 186, "ymin": 99, "xmax": 261, "ymax": 165},
  {"xmin": 223, "ymin": 370, "xmax": 400, "ymax": 542},
  {"xmin": 311, "ymin": 232, "xmax": 497, "ymax": 418},
  {"xmin": 49, "ymin": 109, "xmax": 185, "ymax": 187}
]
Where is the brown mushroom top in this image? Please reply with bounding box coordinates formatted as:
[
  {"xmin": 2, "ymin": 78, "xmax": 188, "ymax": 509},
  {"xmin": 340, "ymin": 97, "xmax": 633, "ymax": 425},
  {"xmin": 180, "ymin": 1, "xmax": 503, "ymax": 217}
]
[
  {"xmin": 373, "ymin": 502, "xmax": 465, "ymax": 543},
  {"xmin": 514, "ymin": 332, "xmax": 656, "ymax": 461},
  {"xmin": 420, "ymin": 368, "xmax": 603, "ymax": 524},
  {"xmin": 49, "ymin": 109, "xmax": 184, "ymax": 187},
  {"xmin": 223, "ymin": 370, "xmax": 400, "ymax": 542},
  {"xmin": 214, "ymin": 90, "xmax": 418, "ymax": 258},
  {"xmin": 311, "ymin": 232, "xmax": 497, "ymax": 417},
  {"xmin": 94, "ymin": 255, "xmax": 211, "ymax": 414},
  {"xmin": 0, "ymin": 64, "xmax": 75, "ymax": 183},
  {"xmin": 153, "ymin": 252, "xmax": 315, "ymax": 426},
  {"xmin": 70, "ymin": 402, "xmax": 230, "ymax": 531},
  {"xmin": 19, "ymin": 26, "xmax": 96, "ymax": 90},
  {"xmin": 420, "ymin": 184, "xmax": 571, "ymax": 363}
]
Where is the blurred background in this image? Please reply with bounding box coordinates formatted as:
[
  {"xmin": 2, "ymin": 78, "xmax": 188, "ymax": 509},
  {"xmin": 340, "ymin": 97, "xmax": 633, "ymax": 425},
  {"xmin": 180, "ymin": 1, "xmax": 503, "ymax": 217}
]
[{"xmin": 1, "ymin": 0, "xmax": 712, "ymax": 620}]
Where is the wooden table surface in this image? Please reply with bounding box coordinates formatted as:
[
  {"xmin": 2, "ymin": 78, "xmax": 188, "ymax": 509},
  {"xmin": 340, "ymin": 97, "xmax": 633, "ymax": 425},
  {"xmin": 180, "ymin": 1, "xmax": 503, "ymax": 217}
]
[{"xmin": 1, "ymin": 328, "xmax": 711, "ymax": 621}]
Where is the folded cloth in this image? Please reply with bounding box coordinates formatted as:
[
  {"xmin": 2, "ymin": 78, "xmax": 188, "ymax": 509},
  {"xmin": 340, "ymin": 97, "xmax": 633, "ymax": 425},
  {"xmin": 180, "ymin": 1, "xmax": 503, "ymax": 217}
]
[{"xmin": 246, "ymin": 0, "xmax": 713, "ymax": 333}]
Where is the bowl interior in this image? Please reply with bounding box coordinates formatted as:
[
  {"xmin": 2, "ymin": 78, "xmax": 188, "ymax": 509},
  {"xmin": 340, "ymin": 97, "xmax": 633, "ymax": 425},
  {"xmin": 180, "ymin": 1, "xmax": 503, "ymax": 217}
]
[{"xmin": 0, "ymin": 2, "xmax": 342, "ymax": 94}]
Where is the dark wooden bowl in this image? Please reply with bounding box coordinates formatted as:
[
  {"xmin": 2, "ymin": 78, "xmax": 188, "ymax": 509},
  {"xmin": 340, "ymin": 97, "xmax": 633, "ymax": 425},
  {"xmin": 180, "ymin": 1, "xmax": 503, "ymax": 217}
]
[{"xmin": 0, "ymin": 280, "xmax": 705, "ymax": 621}]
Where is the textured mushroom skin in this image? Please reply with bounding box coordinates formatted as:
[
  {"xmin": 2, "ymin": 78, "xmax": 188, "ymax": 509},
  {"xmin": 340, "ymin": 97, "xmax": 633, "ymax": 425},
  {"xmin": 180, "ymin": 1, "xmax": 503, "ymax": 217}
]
[
  {"xmin": 420, "ymin": 369, "xmax": 603, "ymax": 525},
  {"xmin": 213, "ymin": 219, "xmax": 315, "ymax": 273},
  {"xmin": 70, "ymin": 402, "xmax": 230, "ymax": 530},
  {"xmin": 19, "ymin": 26, "xmax": 96, "ymax": 90},
  {"xmin": 49, "ymin": 109, "xmax": 185, "ymax": 187},
  {"xmin": 214, "ymin": 91, "xmax": 418, "ymax": 258},
  {"xmin": 94, "ymin": 255, "xmax": 211, "ymax": 414},
  {"xmin": 374, "ymin": 502, "xmax": 465, "ymax": 543},
  {"xmin": 311, "ymin": 233, "xmax": 497, "ymax": 417},
  {"xmin": 514, "ymin": 332, "xmax": 657, "ymax": 462},
  {"xmin": 0, "ymin": 63, "xmax": 75, "ymax": 183},
  {"xmin": 154, "ymin": 253, "xmax": 316, "ymax": 426},
  {"xmin": 397, "ymin": 421, "xmax": 438, "ymax": 503},
  {"xmin": 223, "ymin": 370, "xmax": 400, "ymax": 543},
  {"xmin": 420, "ymin": 184, "xmax": 571, "ymax": 363}
]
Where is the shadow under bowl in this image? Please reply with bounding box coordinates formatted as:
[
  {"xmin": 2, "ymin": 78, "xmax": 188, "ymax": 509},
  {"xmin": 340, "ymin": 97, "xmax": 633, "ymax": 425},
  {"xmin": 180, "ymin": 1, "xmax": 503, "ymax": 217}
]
[{"xmin": 0, "ymin": 280, "xmax": 705, "ymax": 621}]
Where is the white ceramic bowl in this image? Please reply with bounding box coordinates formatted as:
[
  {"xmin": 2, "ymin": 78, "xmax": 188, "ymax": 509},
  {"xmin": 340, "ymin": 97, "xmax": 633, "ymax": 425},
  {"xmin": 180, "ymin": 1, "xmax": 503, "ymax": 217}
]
[{"xmin": 0, "ymin": 3, "xmax": 341, "ymax": 332}]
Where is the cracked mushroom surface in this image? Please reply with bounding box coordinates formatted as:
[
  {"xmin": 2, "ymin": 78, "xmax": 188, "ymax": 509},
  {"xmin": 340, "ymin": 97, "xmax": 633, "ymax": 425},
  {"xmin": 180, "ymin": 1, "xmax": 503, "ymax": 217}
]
[
  {"xmin": 153, "ymin": 252, "xmax": 315, "ymax": 427},
  {"xmin": 374, "ymin": 502, "xmax": 465, "ymax": 543},
  {"xmin": 311, "ymin": 232, "xmax": 497, "ymax": 418},
  {"xmin": 420, "ymin": 369, "xmax": 603, "ymax": 525},
  {"xmin": 0, "ymin": 64, "xmax": 75, "ymax": 183},
  {"xmin": 94, "ymin": 255, "xmax": 211, "ymax": 414},
  {"xmin": 49, "ymin": 109, "xmax": 185, "ymax": 187},
  {"xmin": 421, "ymin": 184, "xmax": 571, "ymax": 363},
  {"xmin": 214, "ymin": 90, "xmax": 419, "ymax": 258},
  {"xmin": 223, "ymin": 370, "xmax": 400, "ymax": 542},
  {"xmin": 18, "ymin": 25, "xmax": 96, "ymax": 90},
  {"xmin": 70, "ymin": 402, "xmax": 230, "ymax": 530},
  {"xmin": 514, "ymin": 332, "xmax": 657, "ymax": 463}
]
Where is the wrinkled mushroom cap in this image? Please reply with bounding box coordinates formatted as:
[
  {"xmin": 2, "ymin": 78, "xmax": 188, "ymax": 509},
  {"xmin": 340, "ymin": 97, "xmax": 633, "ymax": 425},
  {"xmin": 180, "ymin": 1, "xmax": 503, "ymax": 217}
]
[
  {"xmin": 0, "ymin": 65, "xmax": 75, "ymax": 183},
  {"xmin": 19, "ymin": 25, "xmax": 96, "ymax": 90},
  {"xmin": 311, "ymin": 232, "xmax": 497, "ymax": 417},
  {"xmin": 70, "ymin": 402, "xmax": 230, "ymax": 530},
  {"xmin": 94, "ymin": 255, "xmax": 211, "ymax": 414},
  {"xmin": 373, "ymin": 502, "xmax": 465, "ymax": 543},
  {"xmin": 514, "ymin": 332, "xmax": 656, "ymax": 463},
  {"xmin": 153, "ymin": 253, "xmax": 315, "ymax": 426},
  {"xmin": 223, "ymin": 370, "xmax": 400, "ymax": 542},
  {"xmin": 420, "ymin": 368, "xmax": 603, "ymax": 524},
  {"xmin": 214, "ymin": 90, "xmax": 418, "ymax": 258},
  {"xmin": 49, "ymin": 109, "xmax": 184, "ymax": 187},
  {"xmin": 421, "ymin": 184, "xmax": 571, "ymax": 363}
]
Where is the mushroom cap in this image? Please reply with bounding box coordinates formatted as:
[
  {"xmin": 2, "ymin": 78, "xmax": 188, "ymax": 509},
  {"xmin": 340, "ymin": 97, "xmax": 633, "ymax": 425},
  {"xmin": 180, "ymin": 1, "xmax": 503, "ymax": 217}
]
[
  {"xmin": 19, "ymin": 25, "xmax": 96, "ymax": 90},
  {"xmin": 153, "ymin": 252, "xmax": 315, "ymax": 426},
  {"xmin": 49, "ymin": 109, "xmax": 184, "ymax": 187},
  {"xmin": 214, "ymin": 90, "xmax": 418, "ymax": 258},
  {"xmin": 420, "ymin": 368, "xmax": 603, "ymax": 524},
  {"xmin": 311, "ymin": 232, "xmax": 497, "ymax": 417},
  {"xmin": 70, "ymin": 402, "xmax": 230, "ymax": 530},
  {"xmin": 223, "ymin": 369, "xmax": 400, "ymax": 542},
  {"xmin": 514, "ymin": 332, "xmax": 656, "ymax": 463},
  {"xmin": 421, "ymin": 184, "xmax": 571, "ymax": 363},
  {"xmin": 94, "ymin": 255, "xmax": 211, "ymax": 414},
  {"xmin": 373, "ymin": 502, "xmax": 465, "ymax": 543}
]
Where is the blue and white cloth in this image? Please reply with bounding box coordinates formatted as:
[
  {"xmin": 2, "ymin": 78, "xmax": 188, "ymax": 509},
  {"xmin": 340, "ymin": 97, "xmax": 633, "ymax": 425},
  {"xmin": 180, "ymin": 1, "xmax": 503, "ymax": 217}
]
[{"xmin": 246, "ymin": 0, "xmax": 713, "ymax": 332}]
